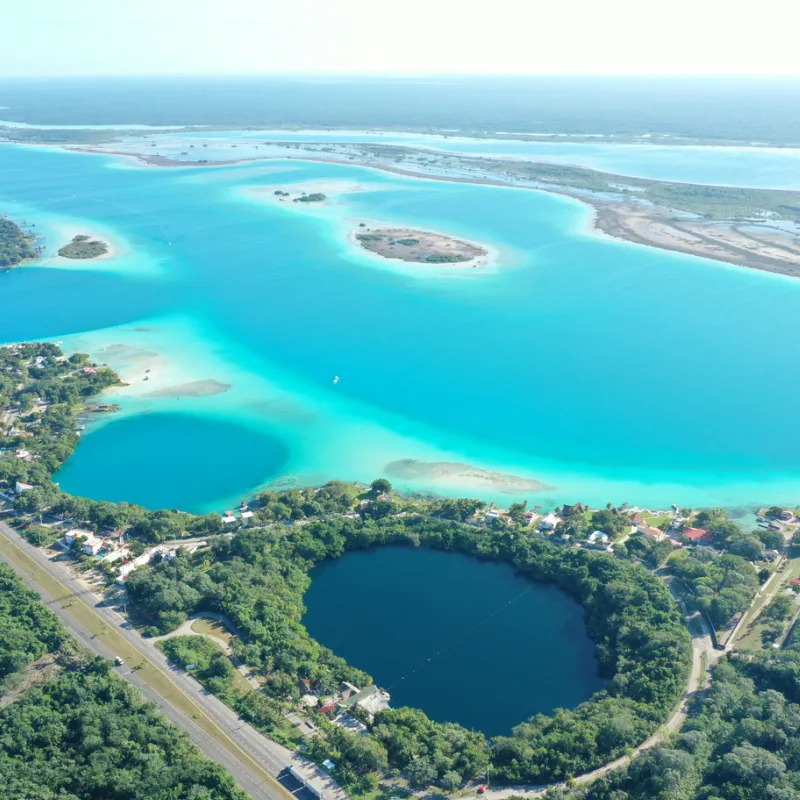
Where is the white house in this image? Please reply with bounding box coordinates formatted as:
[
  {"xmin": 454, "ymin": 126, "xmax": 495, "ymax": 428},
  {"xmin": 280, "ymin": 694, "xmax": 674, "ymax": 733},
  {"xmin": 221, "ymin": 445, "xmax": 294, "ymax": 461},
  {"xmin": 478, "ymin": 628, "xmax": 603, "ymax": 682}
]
[
  {"xmin": 116, "ymin": 546, "xmax": 176, "ymax": 584},
  {"xmin": 587, "ymin": 531, "xmax": 611, "ymax": 549},
  {"xmin": 82, "ymin": 537, "xmax": 104, "ymax": 556},
  {"xmin": 14, "ymin": 481, "xmax": 34, "ymax": 494},
  {"xmin": 540, "ymin": 513, "xmax": 560, "ymax": 531},
  {"xmin": 63, "ymin": 529, "xmax": 92, "ymax": 548}
]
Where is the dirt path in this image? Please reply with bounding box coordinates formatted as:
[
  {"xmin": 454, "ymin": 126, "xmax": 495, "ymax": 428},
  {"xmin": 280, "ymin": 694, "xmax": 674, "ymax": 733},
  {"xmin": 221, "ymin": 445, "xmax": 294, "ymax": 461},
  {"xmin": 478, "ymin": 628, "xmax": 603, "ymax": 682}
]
[
  {"xmin": 152, "ymin": 612, "xmax": 261, "ymax": 689},
  {"xmin": 468, "ymin": 612, "xmax": 715, "ymax": 799}
]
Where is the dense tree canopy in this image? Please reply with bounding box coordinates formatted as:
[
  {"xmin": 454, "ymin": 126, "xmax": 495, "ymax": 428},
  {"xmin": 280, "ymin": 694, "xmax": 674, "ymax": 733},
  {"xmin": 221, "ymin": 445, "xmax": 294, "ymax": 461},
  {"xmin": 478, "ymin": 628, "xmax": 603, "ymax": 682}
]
[
  {"xmin": 0, "ymin": 217, "xmax": 37, "ymax": 267},
  {"xmin": 577, "ymin": 651, "xmax": 800, "ymax": 800},
  {"xmin": 0, "ymin": 659, "xmax": 249, "ymax": 800},
  {"xmin": 0, "ymin": 564, "xmax": 66, "ymax": 689},
  {"xmin": 126, "ymin": 516, "xmax": 691, "ymax": 785}
]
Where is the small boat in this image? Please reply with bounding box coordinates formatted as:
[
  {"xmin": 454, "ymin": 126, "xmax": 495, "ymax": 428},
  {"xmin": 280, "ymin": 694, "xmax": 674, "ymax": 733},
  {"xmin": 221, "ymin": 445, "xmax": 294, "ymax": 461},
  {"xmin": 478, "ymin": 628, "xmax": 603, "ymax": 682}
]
[{"xmin": 333, "ymin": 376, "xmax": 340, "ymax": 384}]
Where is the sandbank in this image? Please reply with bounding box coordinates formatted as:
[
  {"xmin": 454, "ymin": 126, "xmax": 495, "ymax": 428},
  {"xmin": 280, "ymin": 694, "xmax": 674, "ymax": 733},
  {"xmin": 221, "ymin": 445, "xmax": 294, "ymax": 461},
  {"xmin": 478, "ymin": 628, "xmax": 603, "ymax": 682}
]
[
  {"xmin": 385, "ymin": 458, "xmax": 548, "ymax": 493},
  {"xmin": 243, "ymin": 178, "xmax": 386, "ymax": 207},
  {"xmin": 48, "ymin": 222, "xmax": 122, "ymax": 264},
  {"xmin": 144, "ymin": 379, "xmax": 232, "ymax": 398}
]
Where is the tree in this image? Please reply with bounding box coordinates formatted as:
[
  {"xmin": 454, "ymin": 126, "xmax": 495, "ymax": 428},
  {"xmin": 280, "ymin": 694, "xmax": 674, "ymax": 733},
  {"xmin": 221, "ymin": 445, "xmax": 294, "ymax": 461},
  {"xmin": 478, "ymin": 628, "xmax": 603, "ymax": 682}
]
[
  {"xmin": 407, "ymin": 758, "xmax": 438, "ymax": 788},
  {"xmin": 440, "ymin": 770, "xmax": 463, "ymax": 791},
  {"xmin": 507, "ymin": 502, "xmax": 527, "ymax": 524},
  {"xmin": 758, "ymin": 528, "xmax": 785, "ymax": 550},
  {"xmin": 728, "ymin": 534, "xmax": 766, "ymax": 562},
  {"xmin": 370, "ymin": 478, "xmax": 392, "ymax": 495}
]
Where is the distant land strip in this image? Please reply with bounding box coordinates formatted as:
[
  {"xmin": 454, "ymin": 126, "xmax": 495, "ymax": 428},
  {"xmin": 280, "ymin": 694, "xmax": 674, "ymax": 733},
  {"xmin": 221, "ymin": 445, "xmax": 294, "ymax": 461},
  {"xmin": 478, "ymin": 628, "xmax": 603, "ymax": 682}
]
[{"xmin": 68, "ymin": 142, "xmax": 800, "ymax": 278}]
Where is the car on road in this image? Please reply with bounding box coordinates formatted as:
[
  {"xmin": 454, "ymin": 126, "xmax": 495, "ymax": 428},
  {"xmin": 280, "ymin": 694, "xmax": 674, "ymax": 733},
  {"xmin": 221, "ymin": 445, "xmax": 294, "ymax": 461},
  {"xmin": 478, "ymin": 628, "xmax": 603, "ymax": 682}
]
[{"xmin": 114, "ymin": 656, "xmax": 124, "ymax": 666}]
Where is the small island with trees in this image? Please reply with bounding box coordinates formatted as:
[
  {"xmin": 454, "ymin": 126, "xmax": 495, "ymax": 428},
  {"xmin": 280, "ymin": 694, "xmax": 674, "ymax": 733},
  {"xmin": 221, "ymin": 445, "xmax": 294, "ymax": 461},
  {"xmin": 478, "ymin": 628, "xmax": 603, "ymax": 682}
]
[
  {"xmin": 57, "ymin": 234, "xmax": 110, "ymax": 260},
  {"xmin": 0, "ymin": 217, "xmax": 38, "ymax": 268},
  {"xmin": 355, "ymin": 227, "xmax": 488, "ymax": 265}
]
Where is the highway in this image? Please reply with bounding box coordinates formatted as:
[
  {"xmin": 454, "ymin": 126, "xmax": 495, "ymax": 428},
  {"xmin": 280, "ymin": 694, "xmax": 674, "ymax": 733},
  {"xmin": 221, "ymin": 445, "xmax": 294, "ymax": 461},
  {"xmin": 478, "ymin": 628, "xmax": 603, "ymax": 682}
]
[{"xmin": 0, "ymin": 519, "xmax": 342, "ymax": 800}]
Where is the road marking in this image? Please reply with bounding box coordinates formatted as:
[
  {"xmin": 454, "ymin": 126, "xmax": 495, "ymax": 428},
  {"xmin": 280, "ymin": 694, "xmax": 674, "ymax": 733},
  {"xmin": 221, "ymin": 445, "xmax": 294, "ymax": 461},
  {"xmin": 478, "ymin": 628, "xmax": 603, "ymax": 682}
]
[{"xmin": 0, "ymin": 525, "xmax": 295, "ymax": 800}]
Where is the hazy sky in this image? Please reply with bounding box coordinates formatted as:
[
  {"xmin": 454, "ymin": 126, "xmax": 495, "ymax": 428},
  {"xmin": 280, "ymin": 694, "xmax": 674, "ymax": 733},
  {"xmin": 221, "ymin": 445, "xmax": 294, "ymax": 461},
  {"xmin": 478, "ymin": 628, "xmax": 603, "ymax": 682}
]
[{"xmin": 2, "ymin": 0, "xmax": 798, "ymax": 77}]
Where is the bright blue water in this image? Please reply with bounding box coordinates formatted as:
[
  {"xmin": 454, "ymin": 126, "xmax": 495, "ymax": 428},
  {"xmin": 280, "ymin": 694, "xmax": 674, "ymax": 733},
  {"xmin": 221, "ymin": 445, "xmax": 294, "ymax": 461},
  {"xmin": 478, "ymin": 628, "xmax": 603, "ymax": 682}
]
[
  {"xmin": 303, "ymin": 546, "xmax": 605, "ymax": 735},
  {"xmin": 3, "ymin": 142, "xmax": 800, "ymax": 511},
  {"xmin": 55, "ymin": 413, "xmax": 289, "ymax": 511},
  {"xmin": 137, "ymin": 129, "xmax": 800, "ymax": 189}
]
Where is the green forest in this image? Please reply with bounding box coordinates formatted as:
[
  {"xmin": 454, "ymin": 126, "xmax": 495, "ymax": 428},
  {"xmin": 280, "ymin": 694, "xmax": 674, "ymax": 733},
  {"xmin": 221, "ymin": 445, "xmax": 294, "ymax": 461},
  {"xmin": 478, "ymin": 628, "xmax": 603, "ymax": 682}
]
[
  {"xmin": 3, "ymin": 339, "xmax": 791, "ymax": 798},
  {"xmin": 0, "ymin": 563, "xmax": 249, "ymax": 800},
  {"xmin": 0, "ymin": 217, "xmax": 37, "ymax": 268},
  {"xmin": 125, "ymin": 516, "xmax": 691, "ymax": 788},
  {"xmin": 570, "ymin": 650, "xmax": 800, "ymax": 800}
]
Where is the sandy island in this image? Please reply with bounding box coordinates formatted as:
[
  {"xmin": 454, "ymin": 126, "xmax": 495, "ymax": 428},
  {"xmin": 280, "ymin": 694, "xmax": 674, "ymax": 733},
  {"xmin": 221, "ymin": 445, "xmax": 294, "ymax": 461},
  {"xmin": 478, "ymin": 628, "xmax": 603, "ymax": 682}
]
[
  {"xmin": 386, "ymin": 458, "xmax": 548, "ymax": 493},
  {"xmin": 354, "ymin": 227, "xmax": 488, "ymax": 266},
  {"xmin": 50, "ymin": 223, "xmax": 121, "ymax": 263}
]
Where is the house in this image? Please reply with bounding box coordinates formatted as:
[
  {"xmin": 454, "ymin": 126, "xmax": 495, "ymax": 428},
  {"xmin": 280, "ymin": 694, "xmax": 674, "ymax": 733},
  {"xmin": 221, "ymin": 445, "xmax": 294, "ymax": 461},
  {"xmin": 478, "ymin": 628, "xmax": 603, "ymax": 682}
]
[
  {"xmin": 540, "ymin": 513, "xmax": 560, "ymax": 531},
  {"xmin": 561, "ymin": 503, "xmax": 586, "ymax": 517},
  {"xmin": 629, "ymin": 512, "xmax": 644, "ymax": 526},
  {"xmin": 240, "ymin": 510, "xmax": 254, "ymax": 525},
  {"xmin": 791, "ymin": 579, "xmax": 800, "ymax": 588},
  {"xmin": 336, "ymin": 685, "xmax": 390, "ymax": 717},
  {"xmin": 63, "ymin": 529, "xmax": 92, "ymax": 548},
  {"xmin": 587, "ymin": 531, "xmax": 611, "ymax": 549},
  {"xmin": 317, "ymin": 704, "xmax": 337, "ymax": 715},
  {"xmin": 683, "ymin": 527, "xmax": 713, "ymax": 545},
  {"xmin": 82, "ymin": 537, "xmax": 104, "ymax": 556},
  {"xmin": 221, "ymin": 511, "xmax": 237, "ymax": 524},
  {"xmin": 14, "ymin": 481, "xmax": 34, "ymax": 494},
  {"xmin": 116, "ymin": 546, "xmax": 175, "ymax": 584},
  {"xmin": 638, "ymin": 525, "xmax": 664, "ymax": 542}
]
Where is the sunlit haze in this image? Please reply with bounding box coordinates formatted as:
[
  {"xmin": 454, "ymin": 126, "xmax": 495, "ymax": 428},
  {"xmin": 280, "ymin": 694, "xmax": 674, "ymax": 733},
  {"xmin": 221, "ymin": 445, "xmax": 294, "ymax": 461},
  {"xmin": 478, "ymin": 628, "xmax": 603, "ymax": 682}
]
[{"xmin": 2, "ymin": 0, "xmax": 798, "ymax": 77}]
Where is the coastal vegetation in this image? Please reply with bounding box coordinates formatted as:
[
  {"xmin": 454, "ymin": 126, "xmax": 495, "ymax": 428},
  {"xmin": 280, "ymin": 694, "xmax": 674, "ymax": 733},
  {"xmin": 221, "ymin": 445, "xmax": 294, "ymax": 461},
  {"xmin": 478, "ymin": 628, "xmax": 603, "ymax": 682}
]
[
  {"xmin": 316, "ymin": 143, "xmax": 800, "ymax": 224},
  {"xmin": 294, "ymin": 193, "xmax": 326, "ymax": 203},
  {"xmin": 57, "ymin": 233, "xmax": 109, "ymax": 259},
  {"xmin": 123, "ymin": 516, "xmax": 691, "ymax": 787},
  {"xmin": 2, "ymin": 338, "xmax": 793, "ymax": 797},
  {"xmin": 355, "ymin": 227, "xmax": 486, "ymax": 264},
  {"xmin": 0, "ymin": 217, "xmax": 37, "ymax": 268},
  {"xmin": 0, "ymin": 564, "xmax": 250, "ymax": 800}
]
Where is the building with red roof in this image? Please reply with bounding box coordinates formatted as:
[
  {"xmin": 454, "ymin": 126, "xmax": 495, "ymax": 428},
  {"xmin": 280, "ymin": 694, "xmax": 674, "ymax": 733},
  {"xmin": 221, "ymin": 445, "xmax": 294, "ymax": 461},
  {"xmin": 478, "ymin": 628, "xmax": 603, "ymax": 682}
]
[{"xmin": 683, "ymin": 527, "xmax": 713, "ymax": 544}]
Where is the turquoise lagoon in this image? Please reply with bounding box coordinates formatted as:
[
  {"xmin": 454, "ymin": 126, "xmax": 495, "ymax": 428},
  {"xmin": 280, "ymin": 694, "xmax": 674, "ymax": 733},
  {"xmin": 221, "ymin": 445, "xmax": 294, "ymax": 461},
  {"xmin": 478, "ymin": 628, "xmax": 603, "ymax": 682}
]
[
  {"xmin": 118, "ymin": 129, "xmax": 800, "ymax": 189},
  {"xmin": 3, "ymin": 142, "xmax": 800, "ymax": 513}
]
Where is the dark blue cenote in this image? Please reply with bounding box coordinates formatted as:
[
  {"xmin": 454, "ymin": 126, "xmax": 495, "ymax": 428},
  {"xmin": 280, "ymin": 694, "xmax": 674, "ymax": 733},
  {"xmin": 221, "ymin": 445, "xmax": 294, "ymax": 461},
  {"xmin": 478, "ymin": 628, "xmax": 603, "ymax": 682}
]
[{"xmin": 303, "ymin": 546, "xmax": 605, "ymax": 736}]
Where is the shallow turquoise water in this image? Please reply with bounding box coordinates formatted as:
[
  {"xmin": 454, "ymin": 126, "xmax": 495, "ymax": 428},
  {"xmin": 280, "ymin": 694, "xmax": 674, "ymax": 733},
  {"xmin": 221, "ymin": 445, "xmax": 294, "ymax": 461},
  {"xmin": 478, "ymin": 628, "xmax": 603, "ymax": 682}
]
[
  {"xmin": 132, "ymin": 129, "xmax": 800, "ymax": 189},
  {"xmin": 303, "ymin": 546, "xmax": 605, "ymax": 735},
  {"xmin": 55, "ymin": 413, "xmax": 289, "ymax": 512},
  {"xmin": 3, "ymin": 142, "xmax": 800, "ymax": 512}
]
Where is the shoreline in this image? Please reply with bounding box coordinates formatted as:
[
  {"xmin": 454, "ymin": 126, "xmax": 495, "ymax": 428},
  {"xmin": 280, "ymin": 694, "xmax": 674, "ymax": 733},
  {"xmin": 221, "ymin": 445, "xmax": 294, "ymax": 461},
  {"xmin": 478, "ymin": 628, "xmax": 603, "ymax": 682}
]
[{"xmin": 68, "ymin": 144, "xmax": 800, "ymax": 279}]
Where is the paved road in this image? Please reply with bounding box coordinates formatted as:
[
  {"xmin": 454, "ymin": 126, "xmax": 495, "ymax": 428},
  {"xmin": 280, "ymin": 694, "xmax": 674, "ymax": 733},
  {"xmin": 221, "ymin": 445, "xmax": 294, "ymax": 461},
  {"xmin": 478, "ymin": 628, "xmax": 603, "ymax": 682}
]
[{"xmin": 0, "ymin": 520, "xmax": 343, "ymax": 800}]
